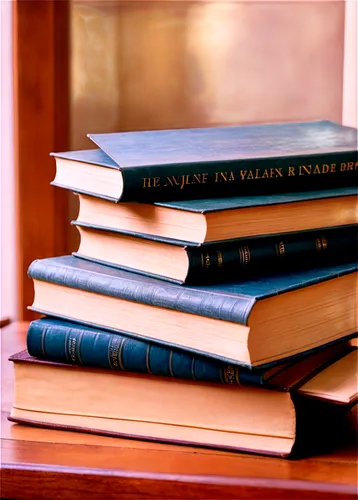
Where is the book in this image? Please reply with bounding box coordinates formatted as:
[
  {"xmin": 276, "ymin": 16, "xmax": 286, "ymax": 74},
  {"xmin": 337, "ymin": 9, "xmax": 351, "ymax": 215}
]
[
  {"xmin": 26, "ymin": 318, "xmax": 265, "ymax": 385},
  {"xmin": 51, "ymin": 121, "xmax": 358, "ymax": 202},
  {"xmin": 73, "ymin": 224, "xmax": 358, "ymax": 284},
  {"xmin": 8, "ymin": 348, "xmax": 357, "ymax": 457},
  {"xmin": 28, "ymin": 256, "xmax": 358, "ymax": 367},
  {"xmin": 27, "ymin": 317, "xmax": 353, "ymax": 385},
  {"xmin": 75, "ymin": 187, "xmax": 357, "ymax": 244}
]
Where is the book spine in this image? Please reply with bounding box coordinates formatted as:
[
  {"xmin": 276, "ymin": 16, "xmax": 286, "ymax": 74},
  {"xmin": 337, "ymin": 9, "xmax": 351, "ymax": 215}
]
[
  {"xmin": 27, "ymin": 320, "xmax": 264, "ymax": 386},
  {"xmin": 186, "ymin": 226, "xmax": 358, "ymax": 283},
  {"xmin": 28, "ymin": 259, "xmax": 255, "ymax": 324},
  {"xmin": 120, "ymin": 152, "xmax": 358, "ymax": 201}
]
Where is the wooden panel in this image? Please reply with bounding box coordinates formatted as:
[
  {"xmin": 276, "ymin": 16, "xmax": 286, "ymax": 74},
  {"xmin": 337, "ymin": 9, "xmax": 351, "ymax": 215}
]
[{"xmin": 13, "ymin": 0, "xmax": 70, "ymax": 320}]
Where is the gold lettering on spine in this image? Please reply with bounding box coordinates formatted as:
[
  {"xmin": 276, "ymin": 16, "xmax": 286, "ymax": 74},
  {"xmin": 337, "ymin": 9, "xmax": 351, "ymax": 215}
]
[
  {"xmin": 146, "ymin": 345, "xmax": 152, "ymax": 374},
  {"xmin": 164, "ymin": 176, "xmax": 180, "ymax": 187},
  {"xmin": 219, "ymin": 172, "xmax": 228, "ymax": 182},
  {"xmin": 299, "ymin": 165, "xmax": 312, "ymax": 176},
  {"xmin": 238, "ymin": 246, "xmax": 250, "ymax": 266},
  {"xmin": 108, "ymin": 340, "xmax": 113, "ymax": 368},
  {"xmin": 224, "ymin": 365, "xmax": 237, "ymax": 384},
  {"xmin": 169, "ymin": 351, "xmax": 174, "ymax": 377},
  {"xmin": 41, "ymin": 327, "xmax": 48, "ymax": 357},
  {"xmin": 77, "ymin": 333, "xmax": 83, "ymax": 365},
  {"xmin": 108, "ymin": 337, "xmax": 121, "ymax": 368},
  {"xmin": 117, "ymin": 338, "xmax": 126, "ymax": 370},
  {"xmin": 316, "ymin": 236, "xmax": 328, "ymax": 252},
  {"xmin": 205, "ymin": 253, "xmax": 211, "ymax": 268},
  {"xmin": 143, "ymin": 159, "xmax": 352, "ymax": 190},
  {"xmin": 239, "ymin": 170, "xmax": 247, "ymax": 180},
  {"xmin": 244, "ymin": 246, "xmax": 251, "ymax": 265},
  {"xmin": 191, "ymin": 358, "xmax": 196, "ymax": 380},
  {"xmin": 215, "ymin": 171, "xmax": 235, "ymax": 182},
  {"xmin": 216, "ymin": 250, "xmax": 223, "ymax": 267},
  {"xmin": 69, "ymin": 336, "xmax": 77, "ymax": 362},
  {"xmin": 275, "ymin": 241, "xmax": 285, "ymax": 257}
]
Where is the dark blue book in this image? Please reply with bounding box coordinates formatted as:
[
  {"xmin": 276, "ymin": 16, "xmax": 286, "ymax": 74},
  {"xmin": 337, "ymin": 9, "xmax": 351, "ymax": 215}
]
[
  {"xmin": 73, "ymin": 224, "xmax": 358, "ymax": 284},
  {"xmin": 28, "ymin": 256, "xmax": 357, "ymax": 368},
  {"xmin": 26, "ymin": 318, "xmax": 354, "ymax": 388},
  {"xmin": 51, "ymin": 121, "xmax": 358, "ymax": 202},
  {"xmin": 26, "ymin": 318, "xmax": 264, "ymax": 385}
]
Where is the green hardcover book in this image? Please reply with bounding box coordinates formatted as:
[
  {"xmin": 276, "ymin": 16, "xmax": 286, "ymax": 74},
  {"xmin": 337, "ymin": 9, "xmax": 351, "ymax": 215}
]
[{"xmin": 51, "ymin": 120, "xmax": 358, "ymax": 202}]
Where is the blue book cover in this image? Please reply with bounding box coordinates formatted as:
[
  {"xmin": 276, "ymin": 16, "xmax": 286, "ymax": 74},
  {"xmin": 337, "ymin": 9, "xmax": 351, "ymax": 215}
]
[
  {"xmin": 26, "ymin": 318, "xmax": 264, "ymax": 385},
  {"xmin": 73, "ymin": 224, "xmax": 358, "ymax": 285},
  {"xmin": 26, "ymin": 317, "xmax": 355, "ymax": 388},
  {"xmin": 52, "ymin": 121, "xmax": 358, "ymax": 201}
]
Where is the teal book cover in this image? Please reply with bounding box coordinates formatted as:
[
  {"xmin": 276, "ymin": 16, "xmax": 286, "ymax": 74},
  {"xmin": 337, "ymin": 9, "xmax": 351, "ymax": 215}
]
[{"xmin": 53, "ymin": 121, "xmax": 358, "ymax": 201}]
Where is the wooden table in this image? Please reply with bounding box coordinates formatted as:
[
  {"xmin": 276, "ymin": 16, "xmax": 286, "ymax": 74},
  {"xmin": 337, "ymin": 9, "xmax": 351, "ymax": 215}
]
[{"xmin": 1, "ymin": 323, "xmax": 357, "ymax": 499}]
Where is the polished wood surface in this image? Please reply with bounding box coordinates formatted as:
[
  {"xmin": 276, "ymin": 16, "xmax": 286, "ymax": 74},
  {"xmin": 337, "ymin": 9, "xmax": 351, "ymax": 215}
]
[{"xmin": 1, "ymin": 322, "xmax": 357, "ymax": 499}]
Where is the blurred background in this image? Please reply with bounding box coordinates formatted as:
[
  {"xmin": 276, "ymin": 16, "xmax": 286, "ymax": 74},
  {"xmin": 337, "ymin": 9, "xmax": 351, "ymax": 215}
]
[{"xmin": 1, "ymin": 0, "xmax": 357, "ymax": 322}]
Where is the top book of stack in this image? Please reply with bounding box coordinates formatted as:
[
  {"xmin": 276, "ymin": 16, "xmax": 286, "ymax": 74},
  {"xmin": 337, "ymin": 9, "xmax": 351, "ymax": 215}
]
[{"xmin": 51, "ymin": 120, "xmax": 358, "ymax": 203}]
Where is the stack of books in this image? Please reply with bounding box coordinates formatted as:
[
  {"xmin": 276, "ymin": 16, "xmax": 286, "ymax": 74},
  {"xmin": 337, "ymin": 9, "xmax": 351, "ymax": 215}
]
[{"xmin": 9, "ymin": 120, "xmax": 358, "ymax": 458}]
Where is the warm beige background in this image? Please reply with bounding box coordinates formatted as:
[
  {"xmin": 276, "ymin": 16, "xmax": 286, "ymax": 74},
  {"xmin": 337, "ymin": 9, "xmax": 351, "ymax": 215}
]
[{"xmin": 70, "ymin": 1, "xmax": 346, "ymax": 149}]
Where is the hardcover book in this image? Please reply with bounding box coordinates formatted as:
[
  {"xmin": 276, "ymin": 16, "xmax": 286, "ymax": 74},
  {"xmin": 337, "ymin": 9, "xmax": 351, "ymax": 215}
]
[
  {"xmin": 73, "ymin": 224, "xmax": 358, "ymax": 284},
  {"xmin": 26, "ymin": 317, "xmax": 356, "ymax": 388},
  {"xmin": 51, "ymin": 121, "xmax": 358, "ymax": 202},
  {"xmin": 75, "ymin": 187, "xmax": 357, "ymax": 244},
  {"xmin": 9, "ymin": 347, "xmax": 357, "ymax": 457},
  {"xmin": 28, "ymin": 256, "xmax": 357, "ymax": 367}
]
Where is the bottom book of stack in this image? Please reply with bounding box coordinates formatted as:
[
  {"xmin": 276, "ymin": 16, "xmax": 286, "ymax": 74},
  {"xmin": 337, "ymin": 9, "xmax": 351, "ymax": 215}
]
[{"xmin": 9, "ymin": 318, "xmax": 357, "ymax": 458}]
